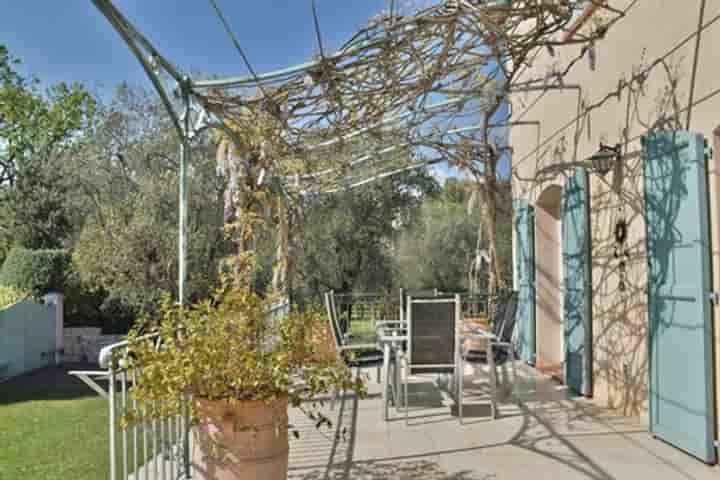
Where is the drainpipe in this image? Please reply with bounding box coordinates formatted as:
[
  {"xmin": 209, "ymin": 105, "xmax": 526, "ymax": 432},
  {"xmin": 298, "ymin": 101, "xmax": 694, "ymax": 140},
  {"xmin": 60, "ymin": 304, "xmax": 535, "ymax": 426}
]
[
  {"xmin": 563, "ymin": 2, "xmax": 603, "ymax": 42},
  {"xmin": 686, "ymin": 0, "xmax": 706, "ymax": 130}
]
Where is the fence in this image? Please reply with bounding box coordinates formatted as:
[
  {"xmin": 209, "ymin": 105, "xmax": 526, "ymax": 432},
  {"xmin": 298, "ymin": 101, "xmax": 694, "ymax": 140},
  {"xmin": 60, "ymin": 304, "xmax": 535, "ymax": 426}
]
[
  {"xmin": 70, "ymin": 299, "xmax": 291, "ymax": 480},
  {"xmin": 333, "ymin": 290, "xmax": 493, "ymax": 340},
  {"xmin": 0, "ymin": 299, "xmax": 59, "ymax": 380}
]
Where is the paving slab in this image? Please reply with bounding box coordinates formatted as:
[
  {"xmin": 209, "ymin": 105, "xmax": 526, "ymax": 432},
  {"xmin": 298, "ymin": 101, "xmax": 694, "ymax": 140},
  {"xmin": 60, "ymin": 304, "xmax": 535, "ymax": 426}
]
[{"xmin": 288, "ymin": 364, "xmax": 719, "ymax": 479}]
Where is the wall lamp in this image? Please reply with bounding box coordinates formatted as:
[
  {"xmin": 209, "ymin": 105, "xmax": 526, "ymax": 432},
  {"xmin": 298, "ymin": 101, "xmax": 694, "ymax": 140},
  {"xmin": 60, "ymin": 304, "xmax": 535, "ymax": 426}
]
[{"xmin": 588, "ymin": 143, "xmax": 621, "ymax": 176}]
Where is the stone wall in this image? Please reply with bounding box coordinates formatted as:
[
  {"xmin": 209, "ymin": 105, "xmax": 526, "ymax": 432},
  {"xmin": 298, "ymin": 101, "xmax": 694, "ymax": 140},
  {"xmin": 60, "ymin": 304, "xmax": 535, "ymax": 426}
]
[{"xmin": 63, "ymin": 327, "xmax": 123, "ymax": 364}]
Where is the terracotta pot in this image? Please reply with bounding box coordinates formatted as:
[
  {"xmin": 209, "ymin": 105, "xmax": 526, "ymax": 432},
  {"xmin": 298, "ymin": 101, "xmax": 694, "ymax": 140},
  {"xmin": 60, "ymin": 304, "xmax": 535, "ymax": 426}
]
[{"xmin": 192, "ymin": 397, "xmax": 289, "ymax": 480}]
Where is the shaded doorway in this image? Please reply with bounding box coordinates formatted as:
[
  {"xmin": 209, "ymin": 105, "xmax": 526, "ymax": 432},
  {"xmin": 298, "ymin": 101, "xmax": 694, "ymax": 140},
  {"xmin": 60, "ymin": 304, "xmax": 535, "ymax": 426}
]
[{"xmin": 534, "ymin": 185, "xmax": 563, "ymax": 382}]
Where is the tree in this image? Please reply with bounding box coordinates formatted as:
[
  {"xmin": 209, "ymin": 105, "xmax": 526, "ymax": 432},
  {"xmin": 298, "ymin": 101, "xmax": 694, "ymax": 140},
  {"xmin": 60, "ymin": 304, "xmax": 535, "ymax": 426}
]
[
  {"xmin": 395, "ymin": 178, "xmax": 513, "ymax": 293},
  {"xmin": 290, "ymin": 169, "xmax": 439, "ymax": 300},
  {"xmin": 396, "ymin": 200, "xmax": 478, "ymax": 292},
  {"xmin": 72, "ymin": 85, "xmax": 229, "ymax": 312},
  {"xmin": 0, "ymin": 45, "xmax": 95, "ymax": 256}
]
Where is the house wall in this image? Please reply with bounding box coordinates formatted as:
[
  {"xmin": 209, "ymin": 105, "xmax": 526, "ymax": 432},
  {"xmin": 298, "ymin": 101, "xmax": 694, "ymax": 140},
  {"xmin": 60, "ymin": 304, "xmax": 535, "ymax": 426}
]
[{"xmin": 510, "ymin": 0, "xmax": 720, "ymax": 429}]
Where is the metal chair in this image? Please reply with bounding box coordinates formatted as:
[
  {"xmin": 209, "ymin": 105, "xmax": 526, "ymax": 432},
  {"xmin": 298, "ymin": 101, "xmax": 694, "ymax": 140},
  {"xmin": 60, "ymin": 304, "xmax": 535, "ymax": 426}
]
[
  {"xmin": 399, "ymin": 287, "xmax": 439, "ymax": 326},
  {"xmin": 399, "ymin": 294, "xmax": 461, "ymax": 424},
  {"xmin": 324, "ymin": 291, "xmax": 390, "ymax": 407},
  {"xmin": 458, "ymin": 291, "xmax": 519, "ymax": 421}
]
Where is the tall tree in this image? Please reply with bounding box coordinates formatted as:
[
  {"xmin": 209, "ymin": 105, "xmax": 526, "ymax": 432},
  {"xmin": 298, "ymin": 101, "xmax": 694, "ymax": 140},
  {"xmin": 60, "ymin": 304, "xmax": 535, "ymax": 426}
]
[
  {"xmin": 291, "ymin": 169, "xmax": 439, "ymax": 300},
  {"xmin": 72, "ymin": 85, "xmax": 229, "ymax": 312},
  {"xmin": 0, "ymin": 45, "xmax": 95, "ymax": 255},
  {"xmin": 395, "ymin": 178, "xmax": 513, "ymax": 293}
]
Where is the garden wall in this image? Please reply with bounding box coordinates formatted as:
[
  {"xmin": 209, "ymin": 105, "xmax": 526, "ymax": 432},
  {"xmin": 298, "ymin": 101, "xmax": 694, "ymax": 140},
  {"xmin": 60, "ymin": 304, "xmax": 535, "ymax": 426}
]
[
  {"xmin": 0, "ymin": 299, "xmax": 58, "ymax": 380},
  {"xmin": 63, "ymin": 327, "xmax": 123, "ymax": 364}
]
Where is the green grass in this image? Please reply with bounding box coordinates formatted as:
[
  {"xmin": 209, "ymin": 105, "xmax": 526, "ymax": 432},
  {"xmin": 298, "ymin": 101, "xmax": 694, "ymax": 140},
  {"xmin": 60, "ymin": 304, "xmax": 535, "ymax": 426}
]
[{"xmin": 0, "ymin": 367, "xmax": 110, "ymax": 480}]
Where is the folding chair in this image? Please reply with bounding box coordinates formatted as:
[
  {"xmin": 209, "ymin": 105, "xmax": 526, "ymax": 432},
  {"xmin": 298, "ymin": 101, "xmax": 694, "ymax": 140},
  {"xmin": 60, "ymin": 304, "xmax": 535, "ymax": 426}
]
[
  {"xmin": 398, "ymin": 287, "xmax": 439, "ymax": 326},
  {"xmin": 459, "ymin": 291, "xmax": 519, "ymax": 421},
  {"xmin": 399, "ymin": 294, "xmax": 460, "ymax": 424},
  {"xmin": 324, "ymin": 291, "xmax": 389, "ymax": 407}
]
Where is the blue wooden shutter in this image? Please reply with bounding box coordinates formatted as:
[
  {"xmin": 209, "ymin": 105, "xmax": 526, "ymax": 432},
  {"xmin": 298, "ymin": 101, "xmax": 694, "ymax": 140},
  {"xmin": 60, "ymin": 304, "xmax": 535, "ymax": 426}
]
[
  {"xmin": 514, "ymin": 199, "xmax": 536, "ymax": 364},
  {"xmin": 643, "ymin": 131, "xmax": 717, "ymax": 464},
  {"xmin": 562, "ymin": 167, "xmax": 593, "ymax": 397}
]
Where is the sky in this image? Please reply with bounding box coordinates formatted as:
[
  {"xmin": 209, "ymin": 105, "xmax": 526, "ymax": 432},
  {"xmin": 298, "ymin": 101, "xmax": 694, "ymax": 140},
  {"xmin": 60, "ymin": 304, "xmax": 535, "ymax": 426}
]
[
  {"xmin": 1, "ymin": 0, "xmax": 509, "ymax": 180},
  {"xmin": 2, "ymin": 1, "xmax": 394, "ymax": 92}
]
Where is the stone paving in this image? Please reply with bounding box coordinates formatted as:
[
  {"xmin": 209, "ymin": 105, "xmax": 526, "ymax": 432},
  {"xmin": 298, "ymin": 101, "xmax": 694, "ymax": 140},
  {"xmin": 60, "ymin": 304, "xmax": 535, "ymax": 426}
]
[{"xmin": 288, "ymin": 364, "xmax": 719, "ymax": 480}]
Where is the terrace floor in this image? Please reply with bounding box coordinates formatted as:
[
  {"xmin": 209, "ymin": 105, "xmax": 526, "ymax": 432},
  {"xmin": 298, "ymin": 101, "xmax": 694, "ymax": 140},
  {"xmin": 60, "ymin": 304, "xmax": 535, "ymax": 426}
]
[{"xmin": 287, "ymin": 364, "xmax": 718, "ymax": 480}]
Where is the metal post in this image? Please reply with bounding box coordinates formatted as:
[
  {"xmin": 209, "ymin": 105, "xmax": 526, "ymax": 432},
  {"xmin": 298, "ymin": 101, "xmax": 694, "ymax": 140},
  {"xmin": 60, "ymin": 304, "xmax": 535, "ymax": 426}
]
[
  {"xmin": 178, "ymin": 79, "xmax": 192, "ymax": 480},
  {"xmin": 109, "ymin": 367, "xmax": 117, "ymax": 480},
  {"xmin": 179, "ymin": 81, "xmax": 190, "ymax": 307}
]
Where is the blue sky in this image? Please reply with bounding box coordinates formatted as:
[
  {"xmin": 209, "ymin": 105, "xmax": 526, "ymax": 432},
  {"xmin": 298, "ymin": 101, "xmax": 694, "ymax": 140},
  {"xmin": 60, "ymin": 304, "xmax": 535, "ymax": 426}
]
[
  {"xmin": 2, "ymin": 1, "xmax": 392, "ymax": 91},
  {"xmin": 2, "ymin": 0, "xmax": 509, "ymax": 180}
]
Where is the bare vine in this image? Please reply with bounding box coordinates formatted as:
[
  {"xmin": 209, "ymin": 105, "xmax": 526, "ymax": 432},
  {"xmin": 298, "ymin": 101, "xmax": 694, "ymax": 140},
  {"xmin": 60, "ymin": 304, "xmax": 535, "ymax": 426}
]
[{"xmin": 191, "ymin": 0, "xmax": 623, "ymax": 295}]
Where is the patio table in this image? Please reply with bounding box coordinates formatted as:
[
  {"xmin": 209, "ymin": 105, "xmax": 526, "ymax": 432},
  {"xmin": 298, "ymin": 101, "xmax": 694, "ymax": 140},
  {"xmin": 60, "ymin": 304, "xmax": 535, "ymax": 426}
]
[
  {"xmin": 457, "ymin": 327, "xmax": 499, "ymax": 420},
  {"xmin": 376, "ymin": 323, "xmax": 406, "ymax": 421}
]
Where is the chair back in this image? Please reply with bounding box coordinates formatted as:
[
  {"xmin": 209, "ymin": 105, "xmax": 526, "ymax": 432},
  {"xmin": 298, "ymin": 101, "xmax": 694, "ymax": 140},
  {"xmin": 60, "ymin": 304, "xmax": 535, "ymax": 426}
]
[
  {"xmin": 324, "ymin": 291, "xmax": 343, "ymax": 350},
  {"xmin": 489, "ymin": 289, "xmax": 512, "ymax": 337},
  {"xmin": 407, "ymin": 294, "xmax": 460, "ymax": 373},
  {"xmin": 496, "ymin": 291, "xmax": 519, "ymax": 343},
  {"xmin": 399, "ymin": 288, "xmax": 439, "ymax": 324}
]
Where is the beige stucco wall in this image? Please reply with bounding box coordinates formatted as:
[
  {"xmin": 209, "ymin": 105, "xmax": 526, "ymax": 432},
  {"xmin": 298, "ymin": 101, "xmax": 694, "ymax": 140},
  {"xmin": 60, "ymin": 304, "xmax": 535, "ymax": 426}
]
[{"xmin": 511, "ymin": 0, "xmax": 720, "ymax": 431}]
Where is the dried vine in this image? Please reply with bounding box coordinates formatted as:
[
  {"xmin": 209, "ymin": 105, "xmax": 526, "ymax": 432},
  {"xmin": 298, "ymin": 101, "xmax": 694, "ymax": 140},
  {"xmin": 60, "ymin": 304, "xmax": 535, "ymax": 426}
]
[{"xmin": 194, "ymin": 0, "xmax": 622, "ymax": 295}]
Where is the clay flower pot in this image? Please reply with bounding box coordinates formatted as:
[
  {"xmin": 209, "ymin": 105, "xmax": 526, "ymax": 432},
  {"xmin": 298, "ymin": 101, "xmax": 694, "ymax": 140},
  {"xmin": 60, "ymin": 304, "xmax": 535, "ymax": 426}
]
[{"xmin": 192, "ymin": 397, "xmax": 289, "ymax": 480}]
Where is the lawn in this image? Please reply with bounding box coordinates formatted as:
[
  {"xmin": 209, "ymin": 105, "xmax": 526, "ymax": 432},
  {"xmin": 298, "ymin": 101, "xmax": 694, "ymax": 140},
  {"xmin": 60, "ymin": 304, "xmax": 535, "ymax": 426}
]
[{"xmin": 0, "ymin": 365, "xmax": 110, "ymax": 480}]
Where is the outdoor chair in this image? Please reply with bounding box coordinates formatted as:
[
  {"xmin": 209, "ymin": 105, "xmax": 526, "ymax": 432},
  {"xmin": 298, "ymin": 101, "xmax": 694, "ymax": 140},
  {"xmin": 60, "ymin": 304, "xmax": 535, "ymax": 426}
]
[
  {"xmin": 398, "ymin": 287, "xmax": 439, "ymax": 326},
  {"xmin": 398, "ymin": 294, "xmax": 461, "ymax": 424},
  {"xmin": 324, "ymin": 291, "xmax": 393, "ymax": 407},
  {"xmin": 458, "ymin": 290, "xmax": 519, "ymax": 422}
]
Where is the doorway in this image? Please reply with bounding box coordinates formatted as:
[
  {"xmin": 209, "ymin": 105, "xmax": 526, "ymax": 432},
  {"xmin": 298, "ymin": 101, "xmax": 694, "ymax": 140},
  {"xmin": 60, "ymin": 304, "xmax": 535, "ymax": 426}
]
[{"xmin": 534, "ymin": 185, "xmax": 564, "ymax": 381}]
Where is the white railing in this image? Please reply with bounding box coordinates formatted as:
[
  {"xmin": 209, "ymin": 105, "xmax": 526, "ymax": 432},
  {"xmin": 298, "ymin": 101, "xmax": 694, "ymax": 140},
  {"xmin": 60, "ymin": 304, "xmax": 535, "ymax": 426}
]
[
  {"xmin": 72, "ymin": 333, "xmax": 190, "ymax": 480},
  {"xmin": 70, "ymin": 299, "xmax": 291, "ymax": 480}
]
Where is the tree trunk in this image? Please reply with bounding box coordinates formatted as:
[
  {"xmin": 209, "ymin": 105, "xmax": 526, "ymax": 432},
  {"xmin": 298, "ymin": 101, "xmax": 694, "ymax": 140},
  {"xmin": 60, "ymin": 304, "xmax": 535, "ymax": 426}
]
[
  {"xmin": 272, "ymin": 199, "xmax": 292, "ymax": 300},
  {"xmin": 482, "ymin": 162, "xmax": 501, "ymax": 296}
]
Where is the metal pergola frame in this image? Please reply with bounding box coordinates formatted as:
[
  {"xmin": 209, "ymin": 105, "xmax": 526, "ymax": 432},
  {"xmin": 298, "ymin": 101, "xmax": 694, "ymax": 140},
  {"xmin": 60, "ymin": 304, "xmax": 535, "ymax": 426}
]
[
  {"xmin": 74, "ymin": 6, "xmax": 631, "ymax": 480},
  {"xmin": 89, "ymin": 0, "xmax": 500, "ymax": 308},
  {"xmin": 89, "ymin": 0, "xmax": 620, "ymax": 308}
]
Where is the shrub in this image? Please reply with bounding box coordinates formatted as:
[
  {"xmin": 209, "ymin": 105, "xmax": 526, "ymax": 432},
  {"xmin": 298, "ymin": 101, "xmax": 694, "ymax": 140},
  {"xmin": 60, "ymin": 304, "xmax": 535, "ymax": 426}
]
[
  {"xmin": 0, "ymin": 285, "xmax": 30, "ymax": 309},
  {"xmin": 0, "ymin": 247, "xmax": 70, "ymax": 297},
  {"xmin": 124, "ymin": 289, "xmax": 364, "ymax": 428}
]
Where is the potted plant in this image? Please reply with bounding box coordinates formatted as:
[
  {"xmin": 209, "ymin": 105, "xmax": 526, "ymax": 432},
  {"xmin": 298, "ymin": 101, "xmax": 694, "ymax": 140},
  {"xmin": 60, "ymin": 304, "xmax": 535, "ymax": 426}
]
[{"xmin": 123, "ymin": 286, "xmax": 363, "ymax": 480}]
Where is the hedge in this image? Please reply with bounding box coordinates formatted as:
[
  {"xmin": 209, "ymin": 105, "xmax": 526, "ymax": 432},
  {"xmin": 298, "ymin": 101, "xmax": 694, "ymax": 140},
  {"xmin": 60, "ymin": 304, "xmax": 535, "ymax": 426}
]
[{"xmin": 0, "ymin": 247, "xmax": 70, "ymax": 297}]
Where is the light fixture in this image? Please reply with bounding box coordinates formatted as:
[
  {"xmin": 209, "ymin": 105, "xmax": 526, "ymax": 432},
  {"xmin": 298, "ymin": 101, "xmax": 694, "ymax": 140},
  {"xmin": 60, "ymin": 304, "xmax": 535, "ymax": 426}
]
[{"xmin": 588, "ymin": 143, "xmax": 621, "ymax": 176}]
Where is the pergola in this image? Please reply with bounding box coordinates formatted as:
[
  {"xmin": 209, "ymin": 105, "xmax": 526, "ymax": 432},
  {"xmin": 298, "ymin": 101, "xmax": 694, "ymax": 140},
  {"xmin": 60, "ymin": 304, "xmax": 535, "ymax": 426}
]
[{"xmin": 89, "ymin": 0, "xmax": 624, "ymax": 304}]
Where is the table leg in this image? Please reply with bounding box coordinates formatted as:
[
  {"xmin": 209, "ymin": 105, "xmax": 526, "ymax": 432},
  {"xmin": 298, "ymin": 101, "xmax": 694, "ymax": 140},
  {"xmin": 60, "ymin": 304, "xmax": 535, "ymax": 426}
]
[
  {"xmin": 382, "ymin": 342, "xmax": 390, "ymax": 421},
  {"xmin": 487, "ymin": 341, "xmax": 497, "ymax": 419},
  {"xmin": 393, "ymin": 343, "xmax": 401, "ymax": 407}
]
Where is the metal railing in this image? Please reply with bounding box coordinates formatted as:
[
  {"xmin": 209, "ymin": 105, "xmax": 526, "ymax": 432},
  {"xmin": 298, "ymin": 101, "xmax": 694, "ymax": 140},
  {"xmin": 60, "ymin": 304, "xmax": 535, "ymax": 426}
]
[
  {"xmin": 334, "ymin": 292, "xmax": 398, "ymax": 338},
  {"xmin": 70, "ymin": 300, "xmax": 290, "ymax": 480},
  {"xmin": 332, "ymin": 290, "xmax": 493, "ymax": 339},
  {"xmin": 461, "ymin": 292, "xmax": 491, "ymax": 318},
  {"xmin": 72, "ymin": 334, "xmax": 190, "ymax": 480}
]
